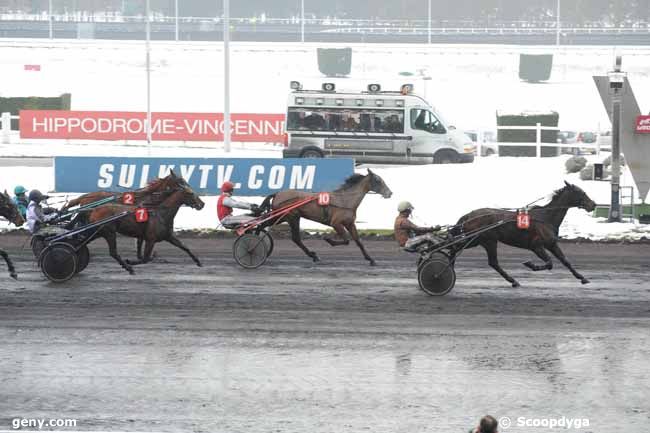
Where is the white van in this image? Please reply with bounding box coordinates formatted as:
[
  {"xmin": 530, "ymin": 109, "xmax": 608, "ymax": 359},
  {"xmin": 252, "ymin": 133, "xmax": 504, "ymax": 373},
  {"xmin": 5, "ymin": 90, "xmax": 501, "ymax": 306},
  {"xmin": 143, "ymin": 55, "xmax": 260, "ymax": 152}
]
[{"xmin": 282, "ymin": 83, "xmax": 475, "ymax": 164}]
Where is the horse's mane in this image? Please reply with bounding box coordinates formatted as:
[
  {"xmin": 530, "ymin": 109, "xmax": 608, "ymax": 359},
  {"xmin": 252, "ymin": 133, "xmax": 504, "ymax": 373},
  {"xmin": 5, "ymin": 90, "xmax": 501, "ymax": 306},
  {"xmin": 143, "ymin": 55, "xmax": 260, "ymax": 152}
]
[{"xmin": 335, "ymin": 173, "xmax": 366, "ymax": 191}]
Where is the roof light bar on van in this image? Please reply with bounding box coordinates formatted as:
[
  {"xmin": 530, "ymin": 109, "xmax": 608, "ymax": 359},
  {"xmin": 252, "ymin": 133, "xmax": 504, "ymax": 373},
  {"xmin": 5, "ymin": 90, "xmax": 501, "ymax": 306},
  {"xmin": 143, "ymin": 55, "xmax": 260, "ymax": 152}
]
[
  {"xmin": 355, "ymin": 99, "xmax": 364, "ymax": 106},
  {"xmin": 322, "ymin": 83, "xmax": 335, "ymax": 92},
  {"xmin": 375, "ymin": 99, "xmax": 384, "ymax": 107},
  {"xmin": 368, "ymin": 83, "xmax": 381, "ymax": 92},
  {"xmin": 316, "ymin": 98, "xmax": 325, "ymax": 105},
  {"xmin": 395, "ymin": 100, "xmax": 404, "ymax": 107},
  {"xmin": 335, "ymin": 98, "xmax": 344, "ymax": 106},
  {"xmin": 290, "ymin": 81, "xmax": 302, "ymax": 90},
  {"xmin": 295, "ymin": 97, "xmax": 305, "ymax": 105}
]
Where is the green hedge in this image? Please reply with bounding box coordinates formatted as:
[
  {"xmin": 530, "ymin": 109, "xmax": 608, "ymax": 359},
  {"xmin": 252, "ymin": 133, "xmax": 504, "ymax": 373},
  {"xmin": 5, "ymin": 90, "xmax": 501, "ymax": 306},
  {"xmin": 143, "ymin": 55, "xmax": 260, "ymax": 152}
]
[
  {"xmin": 519, "ymin": 54, "xmax": 553, "ymax": 82},
  {"xmin": 0, "ymin": 94, "xmax": 71, "ymax": 129},
  {"xmin": 497, "ymin": 111, "xmax": 560, "ymax": 157},
  {"xmin": 317, "ymin": 48, "xmax": 352, "ymax": 77}
]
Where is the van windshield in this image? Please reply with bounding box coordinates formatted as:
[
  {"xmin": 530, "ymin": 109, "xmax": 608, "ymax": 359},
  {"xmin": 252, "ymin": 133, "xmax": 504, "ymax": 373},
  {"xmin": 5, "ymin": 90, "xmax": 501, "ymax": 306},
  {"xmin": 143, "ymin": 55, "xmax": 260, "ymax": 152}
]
[{"xmin": 287, "ymin": 107, "xmax": 405, "ymax": 133}]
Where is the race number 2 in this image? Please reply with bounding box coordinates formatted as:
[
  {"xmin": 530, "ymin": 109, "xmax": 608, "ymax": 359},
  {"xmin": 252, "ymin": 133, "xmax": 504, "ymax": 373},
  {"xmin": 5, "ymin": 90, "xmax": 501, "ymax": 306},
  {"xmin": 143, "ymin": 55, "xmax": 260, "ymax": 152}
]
[
  {"xmin": 135, "ymin": 208, "xmax": 149, "ymax": 223},
  {"xmin": 123, "ymin": 192, "xmax": 135, "ymax": 205}
]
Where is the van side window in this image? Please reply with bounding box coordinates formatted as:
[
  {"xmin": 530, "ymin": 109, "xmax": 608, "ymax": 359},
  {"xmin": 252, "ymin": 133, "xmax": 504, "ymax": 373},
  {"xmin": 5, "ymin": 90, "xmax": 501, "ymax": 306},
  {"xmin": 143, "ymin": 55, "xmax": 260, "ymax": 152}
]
[
  {"xmin": 410, "ymin": 109, "xmax": 445, "ymax": 134},
  {"xmin": 287, "ymin": 107, "xmax": 404, "ymax": 133}
]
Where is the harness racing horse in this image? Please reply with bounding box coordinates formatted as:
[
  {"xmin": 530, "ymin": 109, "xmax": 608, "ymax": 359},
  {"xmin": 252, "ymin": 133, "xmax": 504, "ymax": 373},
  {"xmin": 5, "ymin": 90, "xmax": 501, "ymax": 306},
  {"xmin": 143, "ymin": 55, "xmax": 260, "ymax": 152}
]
[
  {"xmin": 453, "ymin": 181, "xmax": 596, "ymax": 287},
  {"xmin": 85, "ymin": 174, "xmax": 205, "ymax": 274},
  {"xmin": 0, "ymin": 191, "xmax": 25, "ymax": 279},
  {"xmin": 261, "ymin": 169, "xmax": 392, "ymax": 265}
]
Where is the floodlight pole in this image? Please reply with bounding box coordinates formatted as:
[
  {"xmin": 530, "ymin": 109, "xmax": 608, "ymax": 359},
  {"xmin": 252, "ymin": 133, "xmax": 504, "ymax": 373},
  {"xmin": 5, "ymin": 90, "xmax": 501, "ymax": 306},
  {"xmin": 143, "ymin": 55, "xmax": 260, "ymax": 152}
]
[
  {"xmin": 175, "ymin": 0, "xmax": 179, "ymax": 41},
  {"xmin": 49, "ymin": 0, "xmax": 53, "ymax": 39},
  {"xmin": 608, "ymin": 56, "xmax": 624, "ymax": 223},
  {"xmin": 427, "ymin": 0, "xmax": 431, "ymax": 44},
  {"xmin": 146, "ymin": 0, "xmax": 152, "ymax": 147},
  {"xmin": 223, "ymin": 0, "xmax": 231, "ymax": 152},
  {"xmin": 555, "ymin": 0, "xmax": 561, "ymax": 46},
  {"xmin": 301, "ymin": 0, "xmax": 305, "ymax": 43}
]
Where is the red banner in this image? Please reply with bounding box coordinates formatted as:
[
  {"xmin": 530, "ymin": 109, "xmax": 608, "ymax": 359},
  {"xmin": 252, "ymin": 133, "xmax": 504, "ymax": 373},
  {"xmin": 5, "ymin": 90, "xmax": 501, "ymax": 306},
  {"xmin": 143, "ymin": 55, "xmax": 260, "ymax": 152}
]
[
  {"xmin": 636, "ymin": 115, "xmax": 650, "ymax": 134},
  {"xmin": 19, "ymin": 110, "xmax": 285, "ymax": 142}
]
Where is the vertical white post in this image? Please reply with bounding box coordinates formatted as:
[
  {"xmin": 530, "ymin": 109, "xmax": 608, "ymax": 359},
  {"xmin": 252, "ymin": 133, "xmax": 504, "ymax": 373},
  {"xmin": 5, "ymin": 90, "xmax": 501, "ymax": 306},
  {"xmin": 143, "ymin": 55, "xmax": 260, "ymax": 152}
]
[
  {"xmin": 301, "ymin": 0, "xmax": 305, "ymax": 43},
  {"xmin": 1, "ymin": 112, "xmax": 11, "ymax": 144},
  {"xmin": 556, "ymin": 0, "xmax": 561, "ymax": 46},
  {"xmin": 49, "ymin": 0, "xmax": 53, "ymax": 39},
  {"xmin": 427, "ymin": 0, "xmax": 431, "ymax": 44},
  {"xmin": 146, "ymin": 0, "xmax": 152, "ymax": 147},
  {"xmin": 477, "ymin": 129, "xmax": 484, "ymax": 159},
  {"xmin": 223, "ymin": 0, "xmax": 231, "ymax": 152},
  {"xmin": 175, "ymin": 0, "xmax": 179, "ymax": 41},
  {"xmin": 536, "ymin": 123, "xmax": 541, "ymax": 158}
]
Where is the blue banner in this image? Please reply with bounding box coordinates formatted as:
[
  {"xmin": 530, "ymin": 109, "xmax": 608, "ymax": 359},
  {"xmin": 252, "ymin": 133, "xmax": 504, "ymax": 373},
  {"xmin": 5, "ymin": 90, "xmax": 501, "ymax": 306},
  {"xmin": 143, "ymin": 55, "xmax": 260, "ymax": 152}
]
[{"xmin": 54, "ymin": 157, "xmax": 355, "ymax": 196}]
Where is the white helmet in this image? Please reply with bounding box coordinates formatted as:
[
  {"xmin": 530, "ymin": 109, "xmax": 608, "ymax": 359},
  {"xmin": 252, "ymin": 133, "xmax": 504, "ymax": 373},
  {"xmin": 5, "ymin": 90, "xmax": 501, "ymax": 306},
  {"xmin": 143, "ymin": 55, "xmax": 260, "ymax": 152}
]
[{"xmin": 397, "ymin": 201, "xmax": 414, "ymax": 213}]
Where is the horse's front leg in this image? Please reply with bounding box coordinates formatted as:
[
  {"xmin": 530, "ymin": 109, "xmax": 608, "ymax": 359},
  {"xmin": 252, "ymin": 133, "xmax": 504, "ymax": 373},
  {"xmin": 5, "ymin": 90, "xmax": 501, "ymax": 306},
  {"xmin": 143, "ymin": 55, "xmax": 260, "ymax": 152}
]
[
  {"xmin": 345, "ymin": 223, "xmax": 375, "ymax": 266},
  {"xmin": 165, "ymin": 235, "xmax": 202, "ymax": 267},
  {"xmin": 548, "ymin": 242, "xmax": 589, "ymax": 284},
  {"xmin": 102, "ymin": 230, "xmax": 135, "ymax": 274},
  {"xmin": 324, "ymin": 223, "xmax": 350, "ymax": 247},
  {"xmin": 482, "ymin": 239, "xmax": 520, "ymax": 287},
  {"xmin": 0, "ymin": 250, "xmax": 17, "ymax": 280},
  {"xmin": 523, "ymin": 245, "xmax": 553, "ymax": 271},
  {"xmin": 127, "ymin": 240, "xmax": 156, "ymax": 266},
  {"xmin": 288, "ymin": 216, "xmax": 319, "ymax": 262}
]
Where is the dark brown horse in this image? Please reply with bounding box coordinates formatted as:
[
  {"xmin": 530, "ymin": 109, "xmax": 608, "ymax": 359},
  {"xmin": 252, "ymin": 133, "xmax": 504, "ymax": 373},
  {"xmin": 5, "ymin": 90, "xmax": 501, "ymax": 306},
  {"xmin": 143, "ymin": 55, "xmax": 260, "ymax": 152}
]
[
  {"xmin": 453, "ymin": 181, "xmax": 596, "ymax": 287},
  {"xmin": 85, "ymin": 174, "xmax": 205, "ymax": 274},
  {"xmin": 0, "ymin": 191, "xmax": 25, "ymax": 279},
  {"xmin": 261, "ymin": 169, "xmax": 392, "ymax": 265}
]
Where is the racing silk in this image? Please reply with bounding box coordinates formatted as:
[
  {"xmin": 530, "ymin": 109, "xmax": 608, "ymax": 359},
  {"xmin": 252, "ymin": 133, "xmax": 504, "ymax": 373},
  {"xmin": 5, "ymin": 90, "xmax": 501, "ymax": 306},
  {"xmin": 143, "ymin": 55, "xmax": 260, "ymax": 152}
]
[
  {"xmin": 26, "ymin": 201, "xmax": 57, "ymax": 234},
  {"xmin": 13, "ymin": 196, "xmax": 28, "ymax": 218},
  {"xmin": 217, "ymin": 194, "xmax": 253, "ymax": 221},
  {"xmin": 394, "ymin": 214, "xmax": 431, "ymax": 247}
]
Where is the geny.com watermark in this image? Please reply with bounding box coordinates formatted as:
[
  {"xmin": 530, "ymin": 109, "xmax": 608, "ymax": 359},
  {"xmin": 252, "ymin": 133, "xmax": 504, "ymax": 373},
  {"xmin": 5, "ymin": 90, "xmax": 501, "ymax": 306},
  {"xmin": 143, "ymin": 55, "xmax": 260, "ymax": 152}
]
[
  {"xmin": 11, "ymin": 418, "xmax": 77, "ymax": 430},
  {"xmin": 499, "ymin": 416, "xmax": 590, "ymax": 429}
]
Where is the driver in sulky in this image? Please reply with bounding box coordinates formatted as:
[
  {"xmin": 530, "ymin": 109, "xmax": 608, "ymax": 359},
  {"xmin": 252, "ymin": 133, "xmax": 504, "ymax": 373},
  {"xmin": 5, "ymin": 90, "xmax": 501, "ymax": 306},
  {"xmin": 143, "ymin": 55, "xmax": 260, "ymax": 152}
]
[
  {"xmin": 217, "ymin": 181, "xmax": 260, "ymax": 227},
  {"xmin": 394, "ymin": 201, "xmax": 440, "ymax": 249}
]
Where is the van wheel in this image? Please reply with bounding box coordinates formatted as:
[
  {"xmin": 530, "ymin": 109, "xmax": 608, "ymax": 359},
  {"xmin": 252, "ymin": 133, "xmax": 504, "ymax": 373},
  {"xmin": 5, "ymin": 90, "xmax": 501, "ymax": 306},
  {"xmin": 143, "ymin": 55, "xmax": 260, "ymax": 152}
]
[
  {"xmin": 301, "ymin": 149, "xmax": 324, "ymax": 158},
  {"xmin": 433, "ymin": 150, "xmax": 458, "ymax": 164}
]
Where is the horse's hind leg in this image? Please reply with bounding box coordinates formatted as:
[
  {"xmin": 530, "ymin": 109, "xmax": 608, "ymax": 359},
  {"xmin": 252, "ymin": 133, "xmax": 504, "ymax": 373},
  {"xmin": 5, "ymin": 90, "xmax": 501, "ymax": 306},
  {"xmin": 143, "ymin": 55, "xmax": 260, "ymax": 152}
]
[
  {"xmin": 482, "ymin": 239, "xmax": 520, "ymax": 287},
  {"xmin": 288, "ymin": 216, "xmax": 319, "ymax": 262},
  {"xmin": 324, "ymin": 223, "xmax": 350, "ymax": 246},
  {"xmin": 0, "ymin": 249, "xmax": 17, "ymax": 280},
  {"xmin": 523, "ymin": 246, "xmax": 553, "ymax": 271},
  {"xmin": 548, "ymin": 243, "xmax": 589, "ymax": 284},
  {"xmin": 345, "ymin": 223, "xmax": 375, "ymax": 266},
  {"xmin": 102, "ymin": 231, "xmax": 135, "ymax": 274},
  {"xmin": 127, "ymin": 241, "xmax": 156, "ymax": 266},
  {"xmin": 165, "ymin": 235, "xmax": 202, "ymax": 267}
]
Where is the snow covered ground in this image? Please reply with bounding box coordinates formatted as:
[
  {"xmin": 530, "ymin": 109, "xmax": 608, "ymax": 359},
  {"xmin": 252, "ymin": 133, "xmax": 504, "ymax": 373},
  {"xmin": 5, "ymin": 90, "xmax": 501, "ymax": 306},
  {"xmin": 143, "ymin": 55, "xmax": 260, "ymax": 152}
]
[{"xmin": 1, "ymin": 39, "xmax": 649, "ymax": 239}]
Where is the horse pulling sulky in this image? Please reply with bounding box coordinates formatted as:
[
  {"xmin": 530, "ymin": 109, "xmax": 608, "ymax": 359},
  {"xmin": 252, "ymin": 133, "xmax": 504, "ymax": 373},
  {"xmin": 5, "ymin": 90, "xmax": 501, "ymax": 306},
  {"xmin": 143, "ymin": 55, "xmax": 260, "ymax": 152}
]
[{"xmin": 0, "ymin": 191, "xmax": 25, "ymax": 279}]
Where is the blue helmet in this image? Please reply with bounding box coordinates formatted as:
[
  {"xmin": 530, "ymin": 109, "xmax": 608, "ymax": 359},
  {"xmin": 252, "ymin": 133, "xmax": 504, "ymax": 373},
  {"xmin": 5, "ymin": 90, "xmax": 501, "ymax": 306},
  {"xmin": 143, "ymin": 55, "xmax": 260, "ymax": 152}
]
[
  {"xmin": 28, "ymin": 189, "xmax": 49, "ymax": 203},
  {"xmin": 14, "ymin": 185, "xmax": 26, "ymax": 195}
]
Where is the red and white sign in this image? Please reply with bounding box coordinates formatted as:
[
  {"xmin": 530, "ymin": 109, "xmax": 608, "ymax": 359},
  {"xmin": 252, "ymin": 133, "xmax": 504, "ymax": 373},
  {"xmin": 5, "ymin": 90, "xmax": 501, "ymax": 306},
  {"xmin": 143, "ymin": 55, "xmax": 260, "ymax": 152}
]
[
  {"xmin": 635, "ymin": 115, "xmax": 650, "ymax": 134},
  {"xmin": 24, "ymin": 65, "xmax": 41, "ymax": 71},
  {"xmin": 135, "ymin": 208, "xmax": 149, "ymax": 223},
  {"xmin": 517, "ymin": 210, "xmax": 530, "ymax": 230},
  {"xmin": 19, "ymin": 110, "xmax": 285, "ymax": 142},
  {"xmin": 317, "ymin": 192, "xmax": 330, "ymax": 206},
  {"xmin": 122, "ymin": 192, "xmax": 135, "ymax": 205}
]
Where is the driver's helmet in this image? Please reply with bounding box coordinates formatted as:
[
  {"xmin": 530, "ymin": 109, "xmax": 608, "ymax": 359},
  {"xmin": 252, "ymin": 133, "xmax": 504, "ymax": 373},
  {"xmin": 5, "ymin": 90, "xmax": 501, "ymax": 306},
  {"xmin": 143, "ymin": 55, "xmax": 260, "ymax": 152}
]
[
  {"xmin": 14, "ymin": 185, "xmax": 27, "ymax": 195},
  {"xmin": 28, "ymin": 189, "xmax": 49, "ymax": 203},
  {"xmin": 397, "ymin": 201, "xmax": 414, "ymax": 213},
  {"xmin": 221, "ymin": 181, "xmax": 235, "ymax": 193}
]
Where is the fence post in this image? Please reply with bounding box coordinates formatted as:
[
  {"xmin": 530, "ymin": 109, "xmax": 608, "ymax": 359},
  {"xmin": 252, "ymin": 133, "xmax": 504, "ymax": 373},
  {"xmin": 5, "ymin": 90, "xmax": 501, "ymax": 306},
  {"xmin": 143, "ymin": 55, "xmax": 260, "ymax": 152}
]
[
  {"xmin": 1, "ymin": 112, "xmax": 11, "ymax": 144},
  {"xmin": 535, "ymin": 122, "xmax": 541, "ymax": 158}
]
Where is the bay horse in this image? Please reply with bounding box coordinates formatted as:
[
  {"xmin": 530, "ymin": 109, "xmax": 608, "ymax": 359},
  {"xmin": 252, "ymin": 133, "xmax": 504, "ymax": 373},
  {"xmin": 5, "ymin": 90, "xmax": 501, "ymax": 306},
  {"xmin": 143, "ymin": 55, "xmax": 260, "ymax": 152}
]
[
  {"xmin": 85, "ymin": 174, "xmax": 205, "ymax": 274},
  {"xmin": 260, "ymin": 169, "xmax": 392, "ymax": 265},
  {"xmin": 0, "ymin": 191, "xmax": 25, "ymax": 279},
  {"xmin": 453, "ymin": 181, "xmax": 596, "ymax": 287}
]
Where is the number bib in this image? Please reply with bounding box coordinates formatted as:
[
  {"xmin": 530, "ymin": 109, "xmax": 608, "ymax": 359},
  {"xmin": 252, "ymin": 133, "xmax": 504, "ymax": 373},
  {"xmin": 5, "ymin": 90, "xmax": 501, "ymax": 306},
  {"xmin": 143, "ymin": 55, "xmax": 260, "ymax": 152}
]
[
  {"xmin": 516, "ymin": 210, "xmax": 530, "ymax": 230},
  {"xmin": 122, "ymin": 192, "xmax": 135, "ymax": 205},
  {"xmin": 135, "ymin": 208, "xmax": 149, "ymax": 223},
  {"xmin": 317, "ymin": 192, "xmax": 330, "ymax": 206}
]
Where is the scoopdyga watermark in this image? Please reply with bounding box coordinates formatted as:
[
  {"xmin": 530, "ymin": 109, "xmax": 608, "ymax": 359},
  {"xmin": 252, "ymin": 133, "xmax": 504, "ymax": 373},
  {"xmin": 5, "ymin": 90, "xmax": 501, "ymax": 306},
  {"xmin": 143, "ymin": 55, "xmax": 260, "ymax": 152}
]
[{"xmin": 499, "ymin": 416, "xmax": 590, "ymax": 429}]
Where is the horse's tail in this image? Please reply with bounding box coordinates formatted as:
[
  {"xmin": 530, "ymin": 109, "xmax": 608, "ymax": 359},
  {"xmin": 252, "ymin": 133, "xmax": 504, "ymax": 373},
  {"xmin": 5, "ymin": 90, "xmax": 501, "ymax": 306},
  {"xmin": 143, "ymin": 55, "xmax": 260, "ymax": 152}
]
[{"xmin": 259, "ymin": 193, "xmax": 276, "ymax": 213}]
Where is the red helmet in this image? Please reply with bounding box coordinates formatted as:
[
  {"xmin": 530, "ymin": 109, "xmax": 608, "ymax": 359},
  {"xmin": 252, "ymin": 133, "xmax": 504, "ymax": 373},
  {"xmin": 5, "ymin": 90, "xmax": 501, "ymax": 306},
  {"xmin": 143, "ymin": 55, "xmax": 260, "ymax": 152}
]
[{"xmin": 221, "ymin": 181, "xmax": 235, "ymax": 193}]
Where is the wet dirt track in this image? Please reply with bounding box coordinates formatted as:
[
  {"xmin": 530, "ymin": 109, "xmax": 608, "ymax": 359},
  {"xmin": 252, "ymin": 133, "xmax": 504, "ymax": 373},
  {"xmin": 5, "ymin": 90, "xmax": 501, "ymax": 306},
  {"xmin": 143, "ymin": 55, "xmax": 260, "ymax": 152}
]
[{"xmin": 1, "ymin": 235, "xmax": 649, "ymax": 432}]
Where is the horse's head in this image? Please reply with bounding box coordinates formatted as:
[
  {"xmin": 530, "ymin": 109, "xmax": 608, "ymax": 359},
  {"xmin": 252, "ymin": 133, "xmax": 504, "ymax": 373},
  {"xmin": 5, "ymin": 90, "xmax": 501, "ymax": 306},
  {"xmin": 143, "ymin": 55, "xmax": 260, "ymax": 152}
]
[
  {"xmin": 0, "ymin": 190, "xmax": 25, "ymax": 227},
  {"xmin": 174, "ymin": 176, "xmax": 205, "ymax": 211},
  {"xmin": 560, "ymin": 181, "xmax": 596, "ymax": 212},
  {"xmin": 367, "ymin": 169, "xmax": 392, "ymax": 199}
]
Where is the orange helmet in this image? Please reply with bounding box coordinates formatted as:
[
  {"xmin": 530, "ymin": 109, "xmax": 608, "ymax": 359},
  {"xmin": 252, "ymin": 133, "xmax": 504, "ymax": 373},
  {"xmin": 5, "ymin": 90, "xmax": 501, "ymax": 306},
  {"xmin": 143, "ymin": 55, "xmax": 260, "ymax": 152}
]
[{"xmin": 221, "ymin": 181, "xmax": 235, "ymax": 193}]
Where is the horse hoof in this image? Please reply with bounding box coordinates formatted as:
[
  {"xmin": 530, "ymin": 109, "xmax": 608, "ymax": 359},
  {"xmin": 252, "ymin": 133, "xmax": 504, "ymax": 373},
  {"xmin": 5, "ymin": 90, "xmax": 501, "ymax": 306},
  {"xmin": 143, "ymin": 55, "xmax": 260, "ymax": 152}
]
[
  {"xmin": 581, "ymin": 278, "xmax": 590, "ymax": 285},
  {"xmin": 311, "ymin": 254, "xmax": 320, "ymax": 263},
  {"xmin": 523, "ymin": 261, "xmax": 535, "ymax": 270},
  {"xmin": 196, "ymin": 261, "xmax": 203, "ymax": 267},
  {"xmin": 369, "ymin": 260, "xmax": 376, "ymax": 267},
  {"xmin": 10, "ymin": 273, "xmax": 17, "ymax": 280},
  {"xmin": 512, "ymin": 281, "xmax": 520, "ymax": 288},
  {"xmin": 126, "ymin": 267, "xmax": 135, "ymax": 275}
]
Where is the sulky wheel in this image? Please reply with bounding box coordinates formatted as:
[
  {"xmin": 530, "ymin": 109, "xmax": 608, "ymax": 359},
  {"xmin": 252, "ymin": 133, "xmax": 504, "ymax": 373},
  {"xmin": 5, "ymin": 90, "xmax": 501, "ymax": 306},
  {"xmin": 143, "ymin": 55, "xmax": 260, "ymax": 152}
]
[
  {"xmin": 255, "ymin": 229, "xmax": 274, "ymax": 257},
  {"xmin": 39, "ymin": 242, "xmax": 78, "ymax": 283},
  {"xmin": 417, "ymin": 254, "xmax": 456, "ymax": 296},
  {"xmin": 233, "ymin": 233, "xmax": 269, "ymax": 269},
  {"xmin": 31, "ymin": 235, "xmax": 47, "ymax": 258},
  {"xmin": 76, "ymin": 244, "xmax": 90, "ymax": 273}
]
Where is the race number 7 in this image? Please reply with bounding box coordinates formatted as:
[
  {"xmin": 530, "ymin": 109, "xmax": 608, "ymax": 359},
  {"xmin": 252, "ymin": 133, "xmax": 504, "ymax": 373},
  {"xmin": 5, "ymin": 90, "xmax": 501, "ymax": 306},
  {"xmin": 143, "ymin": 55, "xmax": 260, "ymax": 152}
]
[{"xmin": 135, "ymin": 208, "xmax": 149, "ymax": 223}]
